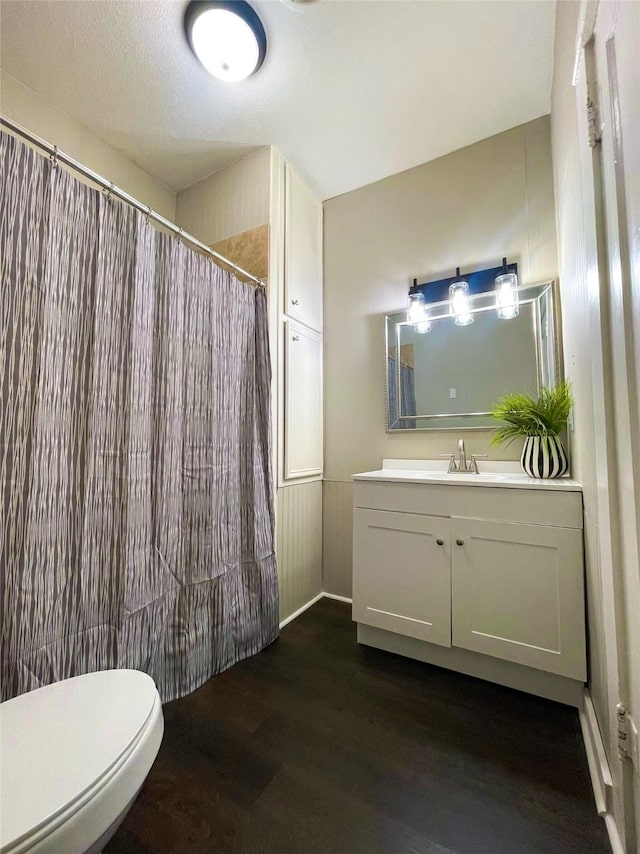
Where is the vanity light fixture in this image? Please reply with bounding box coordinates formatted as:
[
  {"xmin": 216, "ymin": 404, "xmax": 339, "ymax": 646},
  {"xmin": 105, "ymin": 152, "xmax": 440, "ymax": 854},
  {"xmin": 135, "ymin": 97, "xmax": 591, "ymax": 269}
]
[
  {"xmin": 409, "ymin": 260, "xmax": 519, "ymax": 329},
  {"xmin": 184, "ymin": 0, "xmax": 267, "ymax": 82},
  {"xmin": 495, "ymin": 257, "xmax": 520, "ymax": 319},
  {"xmin": 449, "ymin": 271, "xmax": 474, "ymax": 326}
]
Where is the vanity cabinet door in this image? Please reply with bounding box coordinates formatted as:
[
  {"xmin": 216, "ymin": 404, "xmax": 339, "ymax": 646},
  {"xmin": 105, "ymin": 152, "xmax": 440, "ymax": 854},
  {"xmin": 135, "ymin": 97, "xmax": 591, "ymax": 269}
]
[
  {"xmin": 451, "ymin": 518, "xmax": 586, "ymax": 680},
  {"xmin": 353, "ymin": 509, "xmax": 451, "ymax": 647}
]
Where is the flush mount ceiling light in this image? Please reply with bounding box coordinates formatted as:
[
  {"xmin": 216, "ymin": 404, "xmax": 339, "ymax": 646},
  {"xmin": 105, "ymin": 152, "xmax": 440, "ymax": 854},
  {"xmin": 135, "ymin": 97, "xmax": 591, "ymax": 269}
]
[{"xmin": 184, "ymin": 0, "xmax": 267, "ymax": 82}]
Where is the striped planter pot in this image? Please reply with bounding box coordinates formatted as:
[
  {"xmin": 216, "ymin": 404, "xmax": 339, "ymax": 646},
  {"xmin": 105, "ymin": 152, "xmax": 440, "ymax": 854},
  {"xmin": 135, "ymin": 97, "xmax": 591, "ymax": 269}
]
[{"xmin": 521, "ymin": 435, "xmax": 569, "ymax": 478}]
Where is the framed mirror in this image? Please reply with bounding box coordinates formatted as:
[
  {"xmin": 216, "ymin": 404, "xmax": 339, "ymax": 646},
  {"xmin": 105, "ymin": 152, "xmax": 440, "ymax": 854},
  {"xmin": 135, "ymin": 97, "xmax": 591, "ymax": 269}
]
[{"xmin": 385, "ymin": 280, "xmax": 562, "ymax": 431}]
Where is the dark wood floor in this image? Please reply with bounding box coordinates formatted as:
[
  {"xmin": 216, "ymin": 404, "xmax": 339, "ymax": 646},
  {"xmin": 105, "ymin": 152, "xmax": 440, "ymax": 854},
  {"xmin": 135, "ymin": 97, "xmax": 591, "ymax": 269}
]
[{"xmin": 106, "ymin": 599, "xmax": 609, "ymax": 854}]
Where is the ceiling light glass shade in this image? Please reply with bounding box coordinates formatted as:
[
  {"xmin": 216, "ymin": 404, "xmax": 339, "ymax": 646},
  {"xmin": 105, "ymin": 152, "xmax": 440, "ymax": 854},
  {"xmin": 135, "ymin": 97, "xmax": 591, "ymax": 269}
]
[
  {"xmin": 185, "ymin": 1, "xmax": 267, "ymax": 82},
  {"xmin": 407, "ymin": 291, "xmax": 427, "ymax": 324},
  {"xmin": 449, "ymin": 281, "xmax": 474, "ymax": 326},
  {"xmin": 495, "ymin": 271, "xmax": 520, "ymax": 319}
]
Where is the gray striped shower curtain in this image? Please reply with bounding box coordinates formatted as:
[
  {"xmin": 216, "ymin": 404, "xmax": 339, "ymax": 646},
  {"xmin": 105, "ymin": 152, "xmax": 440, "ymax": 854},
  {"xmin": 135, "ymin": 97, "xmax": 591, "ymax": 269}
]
[{"xmin": 0, "ymin": 131, "xmax": 278, "ymax": 703}]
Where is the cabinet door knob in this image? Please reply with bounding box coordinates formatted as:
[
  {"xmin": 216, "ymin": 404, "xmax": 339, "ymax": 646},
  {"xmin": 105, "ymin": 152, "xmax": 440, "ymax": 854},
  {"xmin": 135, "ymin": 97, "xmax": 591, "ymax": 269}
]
[
  {"xmin": 456, "ymin": 539, "xmax": 464, "ymax": 546},
  {"xmin": 291, "ymin": 299, "xmax": 300, "ymax": 305},
  {"xmin": 292, "ymin": 336, "xmax": 300, "ymax": 342},
  {"xmin": 436, "ymin": 539, "xmax": 444, "ymax": 546}
]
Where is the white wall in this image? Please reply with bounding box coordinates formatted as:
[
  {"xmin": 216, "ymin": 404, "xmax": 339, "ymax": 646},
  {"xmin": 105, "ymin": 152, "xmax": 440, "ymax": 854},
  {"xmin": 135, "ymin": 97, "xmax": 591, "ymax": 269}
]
[
  {"xmin": 0, "ymin": 69, "xmax": 175, "ymax": 219},
  {"xmin": 323, "ymin": 116, "xmax": 557, "ymax": 482},
  {"xmin": 551, "ymin": 0, "xmax": 612, "ymax": 760},
  {"xmin": 175, "ymin": 147, "xmax": 271, "ymax": 245},
  {"xmin": 323, "ymin": 116, "xmax": 558, "ymax": 596}
]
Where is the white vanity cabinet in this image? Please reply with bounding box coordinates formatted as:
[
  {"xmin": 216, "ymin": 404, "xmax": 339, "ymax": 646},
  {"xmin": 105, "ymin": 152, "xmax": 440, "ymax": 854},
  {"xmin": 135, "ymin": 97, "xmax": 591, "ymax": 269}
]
[{"xmin": 352, "ymin": 465, "xmax": 587, "ymax": 706}]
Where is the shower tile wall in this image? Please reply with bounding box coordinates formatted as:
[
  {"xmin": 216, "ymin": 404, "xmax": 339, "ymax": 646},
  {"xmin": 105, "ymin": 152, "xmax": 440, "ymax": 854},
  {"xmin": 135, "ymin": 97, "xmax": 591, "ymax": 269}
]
[{"xmin": 212, "ymin": 224, "xmax": 269, "ymax": 284}]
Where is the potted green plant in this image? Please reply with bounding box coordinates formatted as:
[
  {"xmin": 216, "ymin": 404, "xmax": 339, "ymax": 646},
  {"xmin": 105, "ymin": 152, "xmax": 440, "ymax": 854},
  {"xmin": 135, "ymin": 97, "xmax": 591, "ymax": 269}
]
[{"xmin": 489, "ymin": 381, "xmax": 573, "ymax": 478}]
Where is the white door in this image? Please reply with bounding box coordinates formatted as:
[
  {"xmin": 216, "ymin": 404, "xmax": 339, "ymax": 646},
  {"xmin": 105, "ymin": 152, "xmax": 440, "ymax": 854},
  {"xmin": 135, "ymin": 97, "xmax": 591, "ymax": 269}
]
[
  {"xmin": 574, "ymin": 2, "xmax": 640, "ymax": 845},
  {"xmin": 284, "ymin": 318, "xmax": 323, "ymax": 479},
  {"xmin": 451, "ymin": 518, "xmax": 586, "ymax": 680},
  {"xmin": 352, "ymin": 509, "xmax": 451, "ymax": 647},
  {"xmin": 284, "ymin": 165, "xmax": 323, "ymax": 332}
]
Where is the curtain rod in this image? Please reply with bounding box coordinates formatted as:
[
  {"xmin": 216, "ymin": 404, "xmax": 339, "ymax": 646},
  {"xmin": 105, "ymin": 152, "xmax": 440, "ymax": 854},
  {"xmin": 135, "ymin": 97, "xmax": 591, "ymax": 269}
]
[{"xmin": 0, "ymin": 116, "xmax": 266, "ymax": 290}]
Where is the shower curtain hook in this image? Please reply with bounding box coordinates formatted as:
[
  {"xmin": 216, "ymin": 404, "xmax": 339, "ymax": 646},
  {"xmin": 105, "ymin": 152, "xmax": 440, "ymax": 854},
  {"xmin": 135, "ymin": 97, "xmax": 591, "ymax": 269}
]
[
  {"xmin": 145, "ymin": 205, "xmax": 152, "ymax": 223},
  {"xmin": 50, "ymin": 146, "xmax": 59, "ymax": 169},
  {"xmin": 104, "ymin": 182, "xmax": 114, "ymax": 203},
  {"xmin": 177, "ymin": 227, "xmax": 184, "ymax": 244}
]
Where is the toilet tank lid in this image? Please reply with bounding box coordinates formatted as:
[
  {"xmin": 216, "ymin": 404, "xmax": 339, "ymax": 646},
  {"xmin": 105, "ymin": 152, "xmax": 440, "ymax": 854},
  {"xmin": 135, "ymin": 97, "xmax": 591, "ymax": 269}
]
[{"xmin": 0, "ymin": 669, "xmax": 160, "ymax": 850}]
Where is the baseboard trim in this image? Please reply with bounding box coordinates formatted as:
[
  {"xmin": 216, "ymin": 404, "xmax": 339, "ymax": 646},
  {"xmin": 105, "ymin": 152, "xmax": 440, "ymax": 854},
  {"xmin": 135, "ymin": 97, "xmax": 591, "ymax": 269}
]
[
  {"xmin": 322, "ymin": 593, "xmax": 353, "ymax": 604},
  {"xmin": 579, "ymin": 688, "xmax": 613, "ymax": 815},
  {"xmin": 604, "ymin": 813, "xmax": 625, "ymax": 854},
  {"xmin": 279, "ymin": 593, "xmax": 324, "ymax": 629},
  {"xmin": 279, "ymin": 592, "xmax": 352, "ymax": 629},
  {"xmin": 578, "ymin": 689, "xmax": 625, "ymax": 853}
]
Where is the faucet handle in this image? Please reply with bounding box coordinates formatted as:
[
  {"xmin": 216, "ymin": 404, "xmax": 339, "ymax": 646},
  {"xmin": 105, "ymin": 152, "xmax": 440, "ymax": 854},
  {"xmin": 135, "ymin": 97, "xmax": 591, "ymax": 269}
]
[
  {"xmin": 440, "ymin": 453, "xmax": 457, "ymax": 472},
  {"xmin": 470, "ymin": 453, "xmax": 487, "ymax": 473}
]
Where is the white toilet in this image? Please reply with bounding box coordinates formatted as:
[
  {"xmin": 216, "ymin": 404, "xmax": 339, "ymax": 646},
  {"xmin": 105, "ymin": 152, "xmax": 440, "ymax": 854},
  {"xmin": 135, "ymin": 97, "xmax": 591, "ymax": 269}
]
[{"xmin": 0, "ymin": 669, "xmax": 164, "ymax": 854}]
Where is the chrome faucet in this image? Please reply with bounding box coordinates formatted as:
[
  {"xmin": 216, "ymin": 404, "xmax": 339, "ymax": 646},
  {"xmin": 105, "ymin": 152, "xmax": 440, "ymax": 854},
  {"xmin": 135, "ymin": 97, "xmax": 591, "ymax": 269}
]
[
  {"xmin": 441, "ymin": 439, "xmax": 486, "ymax": 474},
  {"xmin": 458, "ymin": 439, "xmax": 467, "ymax": 471}
]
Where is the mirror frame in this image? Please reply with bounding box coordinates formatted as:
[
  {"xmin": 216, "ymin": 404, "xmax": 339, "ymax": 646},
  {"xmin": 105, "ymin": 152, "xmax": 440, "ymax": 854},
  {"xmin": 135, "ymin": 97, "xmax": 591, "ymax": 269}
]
[{"xmin": 384, "ymin": 279, "xmax": 564, "ymax": 432}]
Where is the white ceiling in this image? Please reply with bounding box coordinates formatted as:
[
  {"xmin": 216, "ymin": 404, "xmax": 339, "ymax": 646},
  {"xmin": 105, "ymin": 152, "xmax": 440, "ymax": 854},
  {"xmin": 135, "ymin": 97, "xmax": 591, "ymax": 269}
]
[{"xmin": 0, "ymin": 0, "xmax": 556, "ymax": 201}]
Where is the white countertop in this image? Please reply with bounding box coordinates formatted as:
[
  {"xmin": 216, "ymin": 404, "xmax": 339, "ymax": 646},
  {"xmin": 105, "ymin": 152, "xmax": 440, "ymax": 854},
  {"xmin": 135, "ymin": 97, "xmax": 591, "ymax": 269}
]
[{"xmin": 352, "ymin": 459, "xmax": 582, "ymax": 492}]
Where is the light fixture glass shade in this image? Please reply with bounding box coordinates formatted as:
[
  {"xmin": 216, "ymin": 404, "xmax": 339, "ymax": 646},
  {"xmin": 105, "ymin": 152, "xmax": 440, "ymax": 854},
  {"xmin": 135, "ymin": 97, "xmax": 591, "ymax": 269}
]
[
  {"xmin": 407, "ymin": 291, "xmax": 427, "ymax": 324},
  {"xmin": 185, "ymin": 1, "xmax": 267, "ymax": 82},
  {"xmin": 449, "ymin": 281, "xmax": 474, "ymax": 326},
  {"xmin": 495, "ymin": 271, "xmax": 520, "ymax": 319},
  {"xmin": 415, "ymin": 318, "xmax": 432, "ymax": 334}
]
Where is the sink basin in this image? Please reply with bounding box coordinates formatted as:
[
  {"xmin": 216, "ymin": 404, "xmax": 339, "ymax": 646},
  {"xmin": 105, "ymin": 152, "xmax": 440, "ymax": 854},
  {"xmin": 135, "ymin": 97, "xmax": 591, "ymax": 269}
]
[
  {"xmin": 441, "ymin": 472, "xmax": 513, "ymax": 481},
  {"xmin": 352, "ymin": 459, "xmax": 581, "ymax": 491},
  {"xmin": 358, "ymin": 469, "xmax": 518, "ymax": 484}
]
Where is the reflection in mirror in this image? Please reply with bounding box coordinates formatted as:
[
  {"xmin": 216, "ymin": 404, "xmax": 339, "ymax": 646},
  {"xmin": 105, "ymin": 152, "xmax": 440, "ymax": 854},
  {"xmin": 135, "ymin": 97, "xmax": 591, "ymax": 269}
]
[{"xmin": 385, "ymin": 281, "xmax": 561, "ymax": 431}]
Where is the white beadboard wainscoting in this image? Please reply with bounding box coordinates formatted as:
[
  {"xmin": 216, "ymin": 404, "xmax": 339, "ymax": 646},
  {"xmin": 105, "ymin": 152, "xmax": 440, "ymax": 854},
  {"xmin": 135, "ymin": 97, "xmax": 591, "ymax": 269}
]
[
  {"xmin": 322, "ymin": 480, "xmax": 354, "ymax": 599},
  {"xmin": 276, "ymin": 480, "xmax": 323, "ymax": 623},
  {"xmin": 175, "ymin": 147, "xmax": 271, "ymax": 246}
]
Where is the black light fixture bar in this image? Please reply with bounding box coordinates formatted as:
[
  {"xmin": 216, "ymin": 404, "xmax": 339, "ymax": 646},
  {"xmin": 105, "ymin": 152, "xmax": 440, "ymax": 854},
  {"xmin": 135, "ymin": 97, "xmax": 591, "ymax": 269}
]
[{"xmin": 410, "ymin": 259, "xmax": 518, "ymax": 304}]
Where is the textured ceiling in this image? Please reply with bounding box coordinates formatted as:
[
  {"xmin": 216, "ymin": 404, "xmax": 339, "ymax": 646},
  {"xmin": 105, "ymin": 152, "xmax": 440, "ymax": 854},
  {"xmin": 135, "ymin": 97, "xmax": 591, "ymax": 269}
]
[{"xmin": 0, "ymin": 0, "xmax": 556, "ymax": 200}]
